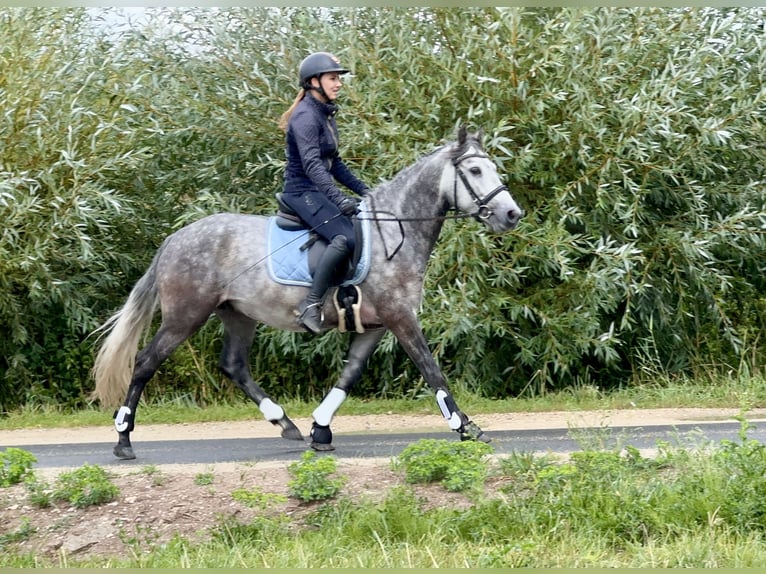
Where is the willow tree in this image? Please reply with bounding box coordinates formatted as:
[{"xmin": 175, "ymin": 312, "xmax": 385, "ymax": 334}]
[{"xmin": 1, "ymin": 7, "xmax": 765, "ymax": 409}]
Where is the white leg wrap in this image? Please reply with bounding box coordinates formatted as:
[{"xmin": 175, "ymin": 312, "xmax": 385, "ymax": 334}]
[
  {"xmin": 259, "ymin": 398, "xmax": 284, "ymax": 422},
  {"xmin": 436, "ymin": 389, "xmax": 463, "ymax": 430},
  {"xmin": 114, "ymin": 406, "xmax": 132, "ymax": 432},
  {"xmin": 312, "ymin": 388, "xmax": 347, "ymax": 427}
]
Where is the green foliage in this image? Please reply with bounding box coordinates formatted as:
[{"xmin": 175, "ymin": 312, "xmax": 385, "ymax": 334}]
[
  {"xmin": 21, "ymin": 463, "xmax": 119, "ymax": 509},
  {"xmin": 671, "ymin": 416, "xmax": 766, "ymax": 531},
  {"xmin": 51, "ymin": 463, "xmax": 119, "ymax": 508},
  {"xmin": 304, "ymin": 486, "xmax": 443, "ymax": 547},
  {"xmin": 287, "ymin": 450, "xmax": 346, "ymax": 502},
  {"xmin": 0, "ymin": 518, "xmax": 35, "ymax": 551},
  {"xmin": 213, "ymin": 515, "xmax": 290, "ymax": 550},
  {"xmin": 0, "ymin": 447, "xmax": 36, "ymax": 487},
  {"xmin": 1, "ymin": 7, "xmax": 766, "ymax": 408},
  {"xmin": 394, "ymin": 438, "xmax": 493, "ymax": 492},
  {"xmin": 10, "ymin": 429, "xmax": 766, "ymax": 566},
  {"xmin": 231, "ymin": 487, "xmax": 287, "ymax": 509},
  {"xmin": 23, "ymin": 474, "xmax": 52, "ymax": 508},
  {"xmin": 194, "ymin": 471, "xmax": 215, "ymax": 486},
  {"xmin": 471, "ymin": 421, "xmax": 766, "ymax": 551}
]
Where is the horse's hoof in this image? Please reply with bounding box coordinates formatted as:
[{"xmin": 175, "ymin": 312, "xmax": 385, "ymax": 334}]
[
  {"xmin": 273, "ymin": 416, "xmax": 305, "ymax": 441},
  {"xmin": 309, "ymin": 423, "xmax": 333, "ymax": 450},
  {"xmin": 113, "ymin": 445, "xmax": 136, "ymax": 460},
  {"xmin": 311, "ymin": 441, "xmax": 336, "ymax": 452},
  {"xmin": 459, "ymin": 421, "xmax": 492, "ymax": 443},
  {"xmin": 464, "ymin": 432, "xmax": 492, "ymax": 444}
]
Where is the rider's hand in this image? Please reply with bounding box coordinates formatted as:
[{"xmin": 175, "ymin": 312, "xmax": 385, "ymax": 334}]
[{"xmin": 338, "ymin": 197, "xmax": 359, "ymax": 216}]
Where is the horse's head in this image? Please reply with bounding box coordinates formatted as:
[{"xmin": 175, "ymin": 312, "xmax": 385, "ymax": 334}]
[{"xmin": 443, "ymin": 126, "xmax": 523, "ymax": 233}]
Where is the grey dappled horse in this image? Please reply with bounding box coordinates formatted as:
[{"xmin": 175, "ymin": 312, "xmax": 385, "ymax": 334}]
[{"xmin": 91, "ymin": 127, "xmax": 523, "ymax": 460}]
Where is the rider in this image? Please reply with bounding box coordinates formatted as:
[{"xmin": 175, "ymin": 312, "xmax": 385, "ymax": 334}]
[{"xmin": 278, "ymin": 51, "xmax": 369, "ymax": 335}]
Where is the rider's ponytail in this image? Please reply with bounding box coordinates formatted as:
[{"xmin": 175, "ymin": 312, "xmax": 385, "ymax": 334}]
[{"xmin": 278, "ymin": 89, "xmax": 306, "ymax": 132}]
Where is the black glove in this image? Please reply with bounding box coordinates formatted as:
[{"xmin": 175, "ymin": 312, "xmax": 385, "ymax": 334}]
[{"xmin": 338, "ymin": 196, "xmax": 359, "ymax": 216}]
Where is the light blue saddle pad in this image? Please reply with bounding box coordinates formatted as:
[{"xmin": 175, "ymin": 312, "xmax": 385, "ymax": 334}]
[{"xmin": 266, "ymin": 201, "xmax": 371, "ymax": 287}]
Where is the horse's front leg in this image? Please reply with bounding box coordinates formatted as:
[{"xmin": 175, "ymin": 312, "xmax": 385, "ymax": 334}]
[
  {"xmin": 388, "ymin": 314, "xmax": 490, "ymax": 443},
  {"xmin": 310, "ymin": 328, "xmax": 387, "ymax": 451}
]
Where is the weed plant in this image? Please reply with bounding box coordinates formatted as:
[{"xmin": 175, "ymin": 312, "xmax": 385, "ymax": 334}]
[
  {"xmin": 231, "ymin": 487, "xmax": 287, "ymax": 509},
  {"xmin": 394, "ymin": 438, "xmax": 494, "ymax": 492},
  {"xmin": 32, "ymin": 464, "xmax": 120, "ymax": 509},
  {"xmin": 0, "ymin": 448, "xmax": 36, "ymax": 486},
  {"xmin": 287, "ymin": 451, "xmax": 346, "ymax": 503},
  {"xmin": 53, "ymin": 464, "xmax": 119, "ymax": 508},
  {"xmin": 0, "ymin": 519, "xmax": 35, "ymax": 553},
  {"xmin": 194, "ymin": 472, "xmax": 215, "ymax": 486}
]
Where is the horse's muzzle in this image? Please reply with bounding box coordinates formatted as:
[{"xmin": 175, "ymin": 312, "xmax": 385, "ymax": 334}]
[{"xmin": 506, "ymin": 206, "xmax": 523, "ymax": 229}]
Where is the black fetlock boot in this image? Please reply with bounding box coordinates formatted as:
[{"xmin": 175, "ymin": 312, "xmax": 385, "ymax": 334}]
[
  {"xmin": 310, "ymin": 422, "xmax": 334, "ymax": 451},
  {"xmin": 298, "ymin": 235, "xmax": 349, "ymax": 335}
]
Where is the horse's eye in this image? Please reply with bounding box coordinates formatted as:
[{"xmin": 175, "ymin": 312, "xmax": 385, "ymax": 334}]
[{"xmin": 470, "ymin": 167, "xmax": 481, "ymax": 176}]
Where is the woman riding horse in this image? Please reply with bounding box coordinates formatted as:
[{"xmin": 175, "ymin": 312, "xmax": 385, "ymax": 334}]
[{"xmin": 278, "ymin": 51, "xmax": 369, "ymax": 335}]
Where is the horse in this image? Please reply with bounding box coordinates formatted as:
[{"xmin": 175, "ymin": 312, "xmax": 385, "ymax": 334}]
[{"xmin": 90, "ymin": 126, "xmax": 523, "ymax": 460}]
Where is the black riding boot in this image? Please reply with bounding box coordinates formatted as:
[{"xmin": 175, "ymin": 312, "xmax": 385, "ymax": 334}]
[{"xmin": 298, "ymin": 235, "xmax": 350, "ymax": 335}]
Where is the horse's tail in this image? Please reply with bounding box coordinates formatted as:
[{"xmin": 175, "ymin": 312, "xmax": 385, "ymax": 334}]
[{"xmin": 90, "ymin": 253, "xmax": 161, "ymax": 410}]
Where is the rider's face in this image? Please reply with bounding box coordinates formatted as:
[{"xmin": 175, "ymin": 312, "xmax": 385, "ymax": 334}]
[{"xmin": 313, "ymin": 73, "xmax": 342, "ymax": 101}]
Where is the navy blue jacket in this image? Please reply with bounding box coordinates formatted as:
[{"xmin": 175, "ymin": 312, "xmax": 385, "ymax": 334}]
[{"xmin": 283, "ymin": 95, "xmax": 368, "ymax": 206}]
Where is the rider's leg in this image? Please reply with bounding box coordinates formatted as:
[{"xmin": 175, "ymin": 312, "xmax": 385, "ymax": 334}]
[{"xmin": 298, "ymin": 234, "xmax": 350, "ymax": 334}]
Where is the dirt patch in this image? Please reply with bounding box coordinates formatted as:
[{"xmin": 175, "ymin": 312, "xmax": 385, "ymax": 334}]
[
  {"xmin": 2, "ymin": 407, "xmax": 763, "ymax": 562},
  {"xmin": 1, "ymin": 457, "xmax": 484, "ymax": 562}
]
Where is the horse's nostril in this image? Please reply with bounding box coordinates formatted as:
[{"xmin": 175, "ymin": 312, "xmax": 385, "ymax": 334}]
[{"xmin": 508, "ymin": 209, "xmax": 522, "ymax": 225}]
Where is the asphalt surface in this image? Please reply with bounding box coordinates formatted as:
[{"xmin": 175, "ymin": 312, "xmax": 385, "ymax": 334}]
[{"xmin": 14, "ymin": 420, "xmax": 766, "ymax": 469}]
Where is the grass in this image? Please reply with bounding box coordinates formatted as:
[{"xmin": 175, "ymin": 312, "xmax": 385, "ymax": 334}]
[
  {"xmin": 2, "ymin": 372, "xmax": 765, "ymax": 431},
  {"xmin": 5, "ymin": 422, "xmax": 766, "ymax": 566},
  {"xmin": 2, "ymin": 374, "xmax": 766, "ymax": 567}
]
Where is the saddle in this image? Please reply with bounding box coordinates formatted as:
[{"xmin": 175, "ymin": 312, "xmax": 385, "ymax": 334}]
[{"xmin": 273, "ymin": 193, "xmax": 368, "ymax": 333}]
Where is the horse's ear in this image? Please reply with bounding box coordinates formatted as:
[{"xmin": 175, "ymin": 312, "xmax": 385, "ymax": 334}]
[{"xmin": 457, "ymin": 124, "xmax": 467, "ymax": 146}]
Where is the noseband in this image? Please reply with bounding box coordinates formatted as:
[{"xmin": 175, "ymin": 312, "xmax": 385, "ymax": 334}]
[{"xmin": 452, "ymin": 152, "xmax": 509, "ymax": 221}]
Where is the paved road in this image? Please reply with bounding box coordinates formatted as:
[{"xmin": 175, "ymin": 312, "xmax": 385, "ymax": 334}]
[{"xmin": 16, "ymin": 419, "xmax": 766, "ymax": 469}]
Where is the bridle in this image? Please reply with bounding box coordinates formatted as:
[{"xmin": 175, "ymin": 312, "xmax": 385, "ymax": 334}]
[
  {"xmin": 364, "ymin": 147, "xmax": 510, "ymax": 260},
  {"xmin": 451, "ymin": 151, "xmax": 509, "ymax": 222}
]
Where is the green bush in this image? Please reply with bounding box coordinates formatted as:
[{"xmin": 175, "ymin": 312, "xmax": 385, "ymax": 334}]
[
  {"xmin": 287, "ymin": 450, "xmax": 346, "ymax": 503},
  {"xmin": 394, "ymin": 438, "xmax": 494, "ymax": 492},
  {"xmin": 51, "ymin": 463, "xmax": 120, "ymax": 508},
  {"xmin": 0, "ymin": 447, "xmax": 36, "ymax": 487}
]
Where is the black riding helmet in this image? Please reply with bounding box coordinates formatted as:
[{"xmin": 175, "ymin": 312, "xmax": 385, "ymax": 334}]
[{"xmin": 299, "ymin": 52, "xmax": 350, "ymax": 89}]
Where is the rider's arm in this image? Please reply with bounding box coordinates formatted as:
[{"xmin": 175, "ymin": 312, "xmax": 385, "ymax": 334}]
[{"xmin": 330, "ymin": 154, "xmax": 369, "ymax": 196}]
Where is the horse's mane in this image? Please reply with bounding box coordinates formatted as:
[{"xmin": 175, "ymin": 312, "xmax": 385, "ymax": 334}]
[{"xmin": 370, "ymin": 132, "xmax": 482, "ymax": 195}]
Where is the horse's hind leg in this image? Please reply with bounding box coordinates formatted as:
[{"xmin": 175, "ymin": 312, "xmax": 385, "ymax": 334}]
[
  {"xmin": 310, "ymin": 328, "xmax": 387, "ymax": 451},
  {"xmin": 216, "ymin": 307, "xmax": 303, "ymax": 441},
  {"xmin": 114, "ymin": 322, "xmax": 202, "ymax": 459}
]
